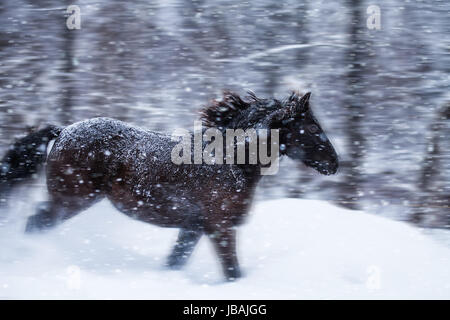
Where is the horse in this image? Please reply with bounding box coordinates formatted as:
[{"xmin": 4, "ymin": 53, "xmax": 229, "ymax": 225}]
[{"xmin": 0, "ymin": 91, "xmax": 338, "ymax": 281}]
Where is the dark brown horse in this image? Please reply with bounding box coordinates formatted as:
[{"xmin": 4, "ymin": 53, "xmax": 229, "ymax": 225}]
[{"xmin": 0, "ymin": 91, "xmax": 338, "ymax": 280}]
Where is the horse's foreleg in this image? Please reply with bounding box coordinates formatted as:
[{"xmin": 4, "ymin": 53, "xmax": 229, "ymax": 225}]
[
  {"xmin": 208, "ymin": 227, "xmax": 241, "ymax": 281},
  {"xmin": 166, "ymin": 229, "xmax": 202, "ymax": 269}
]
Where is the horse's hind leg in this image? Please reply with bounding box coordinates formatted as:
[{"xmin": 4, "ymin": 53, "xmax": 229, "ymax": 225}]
[
  {"xmin": 166, "ymin": 229, "xmax": 202, "ymax": 269},
  {"xmin": 207, "ymin": 227, "xmax": 241, "ymax": 281},
  {"xmin": 25, "ymin": 195, "xmax": 101, "ymax": 233}
]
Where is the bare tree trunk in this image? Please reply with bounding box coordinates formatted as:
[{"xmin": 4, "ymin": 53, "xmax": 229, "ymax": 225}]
[
  {"xmin": 337, "ymin": 1, "xmax": 367, "ymax": 210},
  {"xmin": 412, "ymin": 103, "xmax": 450, "ymax": 227},
  {"xmin": 60, "ymin": 3, "xmax": 77, "ymax": 125}
]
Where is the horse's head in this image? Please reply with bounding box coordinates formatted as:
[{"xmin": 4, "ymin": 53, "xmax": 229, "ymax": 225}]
[
  {"xmin": 201, "ymin": 90, "xmax": 338, "ymax": 175},
  {"xmin": 270, "ymin": 92, "xmax": 339, "ymax": 175}
]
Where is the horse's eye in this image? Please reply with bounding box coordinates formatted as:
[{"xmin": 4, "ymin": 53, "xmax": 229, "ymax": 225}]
[{"xmin": 308, "ymin": 124, "xmax": 319, "ymax": 134}]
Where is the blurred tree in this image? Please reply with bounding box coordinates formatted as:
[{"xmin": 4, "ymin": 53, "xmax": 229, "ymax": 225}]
[
  {"xmin": 413, "ymin": 103, "xmax": 450, "ymax": 227},
  {"xmin": 60, "ymin": 2, "xmax": 77, "ymax": 125},
  {"xmin": 337, "ymin": 0, "xmax": 368, "ymax": 210}
]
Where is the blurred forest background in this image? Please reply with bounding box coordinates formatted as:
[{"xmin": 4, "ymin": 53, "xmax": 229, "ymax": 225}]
[{"xmin": 0, "ymin": 0, "xmax": 448, "ymax": 227}]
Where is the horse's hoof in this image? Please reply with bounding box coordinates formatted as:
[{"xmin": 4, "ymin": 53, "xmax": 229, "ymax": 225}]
[
  {"xmin": 165, "ymin": 255, "xmax": 186, "ymax": 270},
  {"xmin": 24, "ymin": 215, "xmax": 49, "ymax": 234},
  {"xmin": 25, "ymin": 217, "xmax": 40, "ymax": 234},
  {"xmin": 25, "ymin": 222, "xmax": 39, "ymax": 234},
  {"xmin": 224, "ymin": 267, "xmax": 242, "ymax": 281}
]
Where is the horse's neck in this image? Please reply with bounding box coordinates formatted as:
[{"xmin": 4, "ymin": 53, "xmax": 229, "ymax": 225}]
[
  {"xmin": 242, "ymin": 165, "xmax": 264, "ymax": 186},
  {"xmin": 217, "ymin": 130, "xmax": 274, "ymax": 185}
]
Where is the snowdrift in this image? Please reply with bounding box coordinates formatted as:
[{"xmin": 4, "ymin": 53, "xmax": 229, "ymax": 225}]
[{"xmin": 0, "ymin": 198, "xmax": 449, "ymax": 299}]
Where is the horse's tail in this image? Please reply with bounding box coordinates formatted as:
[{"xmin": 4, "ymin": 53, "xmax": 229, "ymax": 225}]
[{"xmin": 0, "ymin": 125, "xmax": 62, "ymax": 202}]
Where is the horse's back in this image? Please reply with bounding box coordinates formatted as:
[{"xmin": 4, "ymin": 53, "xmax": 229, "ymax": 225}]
[
  {"xmin": 46, "ymin": 118, "xmax": 171, "ymax": 195},
  {"xmin": 52, "ymin": 117, "xmax": 145, "ymax": 150},
  {"xmin": 51, "ymin": 117, "xmax": 171, "ymax": 156}
]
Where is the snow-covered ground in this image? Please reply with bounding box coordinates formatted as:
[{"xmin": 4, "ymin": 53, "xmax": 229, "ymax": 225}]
[{"xmin": 0, "ymin": 196, "xmax": 449, "ymax": 299}]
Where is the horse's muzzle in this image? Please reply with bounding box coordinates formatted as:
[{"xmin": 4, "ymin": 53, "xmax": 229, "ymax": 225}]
[{"xmin": 318, "ymin": 158, "xmax": 339, "ymax": 175}]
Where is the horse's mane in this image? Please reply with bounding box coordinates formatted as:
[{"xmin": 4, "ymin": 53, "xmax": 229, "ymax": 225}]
[{"xmin": 201, "ymin": 91, "xmax": 289, "ymax": 130}]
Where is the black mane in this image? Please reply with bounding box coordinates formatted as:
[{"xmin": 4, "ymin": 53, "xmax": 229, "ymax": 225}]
[
  {"xmin": 201, "ymin": 91, "xmax": 281, "ymax": 130},
  {"xmin": 201, "ymin": 91, "xmax": 307, "ymax": 130}
]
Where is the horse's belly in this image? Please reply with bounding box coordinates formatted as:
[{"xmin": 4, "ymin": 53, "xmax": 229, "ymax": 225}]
[{"xmin": 107, "ymin": 182, "xmax": 202, "ymax": 228}]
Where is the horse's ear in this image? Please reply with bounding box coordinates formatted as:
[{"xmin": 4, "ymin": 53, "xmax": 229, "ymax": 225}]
[
  {"xmin": 286, "ymin": 91, "xmax": 311, "ymax": 117},
  {"xmin": 297, "ymin": 92, "xmax": 311, "ymax": 111}
]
